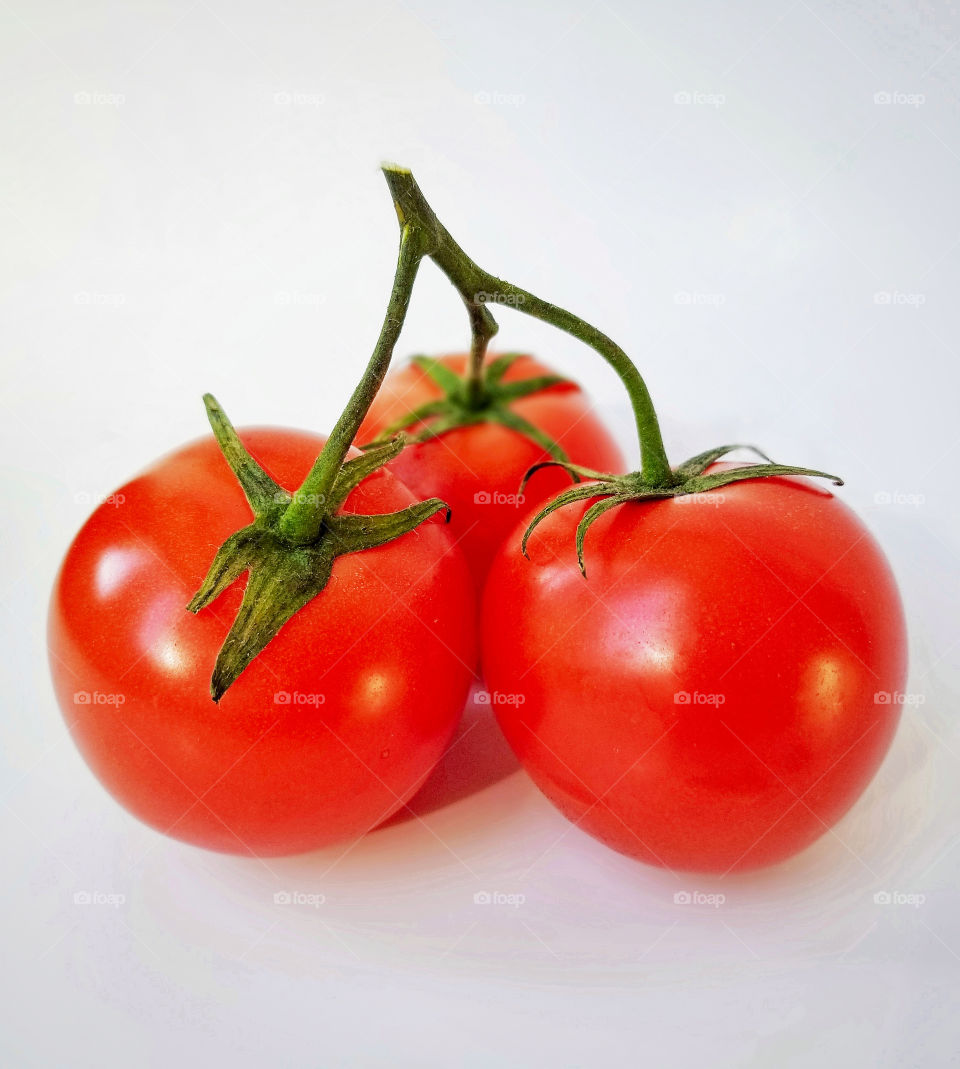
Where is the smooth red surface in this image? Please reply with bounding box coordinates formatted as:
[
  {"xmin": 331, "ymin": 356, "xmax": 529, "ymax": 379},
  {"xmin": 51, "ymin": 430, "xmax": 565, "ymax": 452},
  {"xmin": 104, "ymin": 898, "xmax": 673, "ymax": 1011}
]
[
  {"xmin": 48, "ymin": 429, "xmax": 477, "ymax": 856},
  {"xmin": 358, "ymin": 354, "xmax": 624, "ymax": 590},
  {"xmin": 481, "ymin": 469, "xmax": 907, "ymax": 873}
]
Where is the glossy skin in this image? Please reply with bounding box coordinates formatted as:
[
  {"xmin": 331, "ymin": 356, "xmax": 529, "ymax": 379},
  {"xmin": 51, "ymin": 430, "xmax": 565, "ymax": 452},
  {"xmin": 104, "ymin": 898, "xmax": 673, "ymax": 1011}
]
[
  {"xmin": 49, "ymin": 429, "xmax": 477, "ymax": 856},
  {"xmin": 481, "ymin": 469, "xmax": 907, "ymax": 873},
  {"xmin": 358, "ymin": 354, "xmax": 624, "ymax": 589}
]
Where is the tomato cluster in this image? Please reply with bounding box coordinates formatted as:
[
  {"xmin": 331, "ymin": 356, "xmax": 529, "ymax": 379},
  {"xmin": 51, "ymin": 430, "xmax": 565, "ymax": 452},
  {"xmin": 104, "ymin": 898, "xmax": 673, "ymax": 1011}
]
[{"xmin": 48, "ymin": 166, "xmax": 907, "ymax": 872}]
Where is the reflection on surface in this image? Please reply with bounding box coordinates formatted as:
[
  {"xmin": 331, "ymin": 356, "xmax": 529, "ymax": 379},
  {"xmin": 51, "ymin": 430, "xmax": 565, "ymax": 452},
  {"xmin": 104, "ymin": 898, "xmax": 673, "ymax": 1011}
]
[{"xmin": 382, "ymin": 682, "xmax": 521, "ymax": 826}]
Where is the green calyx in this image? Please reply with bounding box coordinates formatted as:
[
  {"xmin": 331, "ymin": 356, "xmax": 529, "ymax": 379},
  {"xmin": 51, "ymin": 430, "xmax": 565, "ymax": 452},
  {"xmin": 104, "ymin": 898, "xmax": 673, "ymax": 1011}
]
[
  {"xmin": 361, "ymin": 352, "xmax": 573, "ymax": 462},
  {"xmin": 520, "ymin": 445, "xmax": 844, "ymax": 577},
  {"xmin": 188, "ymin": 198, "xmax": 449, "ymax": 702},
  {"xmin": 186, "ymin": 396, "xmax": 448, "ymax": 701}
]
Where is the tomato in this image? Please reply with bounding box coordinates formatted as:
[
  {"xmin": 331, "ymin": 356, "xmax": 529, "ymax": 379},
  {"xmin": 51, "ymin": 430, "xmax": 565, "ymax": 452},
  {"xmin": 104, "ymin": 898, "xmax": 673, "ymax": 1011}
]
[
  {"xmin": 48, "ymin": 428, "xmax": 477, "ymax": 856},
  {"xmin": 358, "ymin": 353, "xmax": 624, "ymax": 589},
  {"xmin": 481, "ymin": 467, "xmax": 907, "ymax": 873}
]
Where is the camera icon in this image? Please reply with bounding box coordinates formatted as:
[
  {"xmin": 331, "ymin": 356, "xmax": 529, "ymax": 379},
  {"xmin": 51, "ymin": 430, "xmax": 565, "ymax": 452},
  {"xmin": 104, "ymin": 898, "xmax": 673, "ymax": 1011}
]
[
  {"xmin": 274, "ymin": 691, "xmax": 291, "ymax": 705},
  {"xmin": 874, "ymin": 691, "xmax": 891, "ymax": 705},
  {"xmin": 674, "ymin": 691, "xmax": 691, "ymax": 705},
  {"xmin": 873, "ymin": 891, "xmax": 891, "ymax": 905},
  {"xmin": 473, "ymin": 891, "xmax": 492, "ymax": 905},
  {"xmin": 673, "ymin": 891, "xmax": 692, "ymax": 905},
  {"xmin": 73, "ymin": 691, "xmax": 91, "ymax": 705},
  {"xmin": 73, "ymin": 891, "xmax": 91, "ymax": 905},
  {"xmin": 474, "ymin": 491, "xmax": 491, "ymax": 505},
  {"xmin": 475, "ymin": 690, "xmax": 491, "ymax": 705},
  {"xmin": 273, "ymin": 891, "xmax": 292, "ymax": 905}
]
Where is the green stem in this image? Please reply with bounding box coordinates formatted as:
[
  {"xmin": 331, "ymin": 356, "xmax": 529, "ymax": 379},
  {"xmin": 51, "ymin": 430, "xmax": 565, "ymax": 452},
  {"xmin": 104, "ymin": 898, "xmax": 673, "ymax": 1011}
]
[
  {"xmin": 490, "ymin": 285, "xmax": 672, "ymax": 485},
  {"xmin": 381, "ymin": 164, "xmax": 675, "ymax": 487},
  {"xmin": 383, "ymin": 165, "xmax": 499, "ymax": 413},
  {"xmin": 465, "ymin": 300, "xmax": 496, "ymax": 409},
  {"xmin": 279, "ymin": 224, "xmax": 428, "ymax": 544}
]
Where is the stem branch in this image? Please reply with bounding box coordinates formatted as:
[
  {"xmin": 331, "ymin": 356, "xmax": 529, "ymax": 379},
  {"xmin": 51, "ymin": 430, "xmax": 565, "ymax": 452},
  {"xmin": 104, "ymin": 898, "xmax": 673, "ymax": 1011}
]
[{"xmin": 381, "ymin": 163, "xmax": 675, "ymax": 486}]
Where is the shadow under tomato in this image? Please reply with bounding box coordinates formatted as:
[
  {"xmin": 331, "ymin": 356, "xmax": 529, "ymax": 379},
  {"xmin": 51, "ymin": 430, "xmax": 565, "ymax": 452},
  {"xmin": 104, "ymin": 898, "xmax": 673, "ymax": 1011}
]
[{"xmin": 379, "ymin": 682, "xmax": 521, "ymax": 826}]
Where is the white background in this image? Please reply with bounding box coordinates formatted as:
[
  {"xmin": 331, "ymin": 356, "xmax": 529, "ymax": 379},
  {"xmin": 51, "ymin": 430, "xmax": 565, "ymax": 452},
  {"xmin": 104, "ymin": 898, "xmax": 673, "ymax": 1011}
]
[{"xmin": 3, "ymin": 0, "xmax": 959, "ymax": 1065}]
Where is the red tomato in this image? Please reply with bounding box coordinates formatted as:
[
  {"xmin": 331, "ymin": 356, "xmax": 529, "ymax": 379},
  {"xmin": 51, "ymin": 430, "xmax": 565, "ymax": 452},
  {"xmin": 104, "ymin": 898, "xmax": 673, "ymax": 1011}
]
[
  {"xmin": 358, "ymin": 354, "xmax": 624, "ymax": 589},
  {"xmin": 48, "ymin": 428, "xmax": 477, "ymax": 856},
  {"xmin": 481, "ymin": 468, "xmax": 907, "ymax": 873}
]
